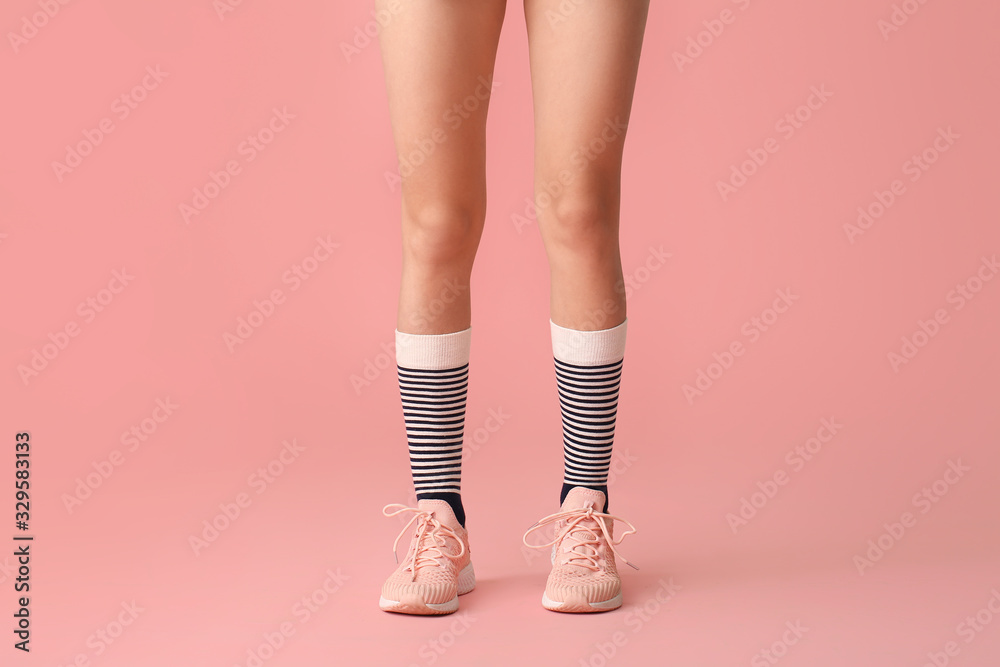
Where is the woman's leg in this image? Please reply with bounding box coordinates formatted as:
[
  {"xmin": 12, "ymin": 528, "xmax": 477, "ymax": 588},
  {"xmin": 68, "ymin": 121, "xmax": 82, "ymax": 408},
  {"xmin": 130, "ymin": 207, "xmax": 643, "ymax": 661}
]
[
  {"xmin": 520, "ymin": 0, "xmax": 649, "ymax": 613},
  {"xmin": 524, "ymin": 0, "xmax": 649, "ymax": 508},
  {"xmin": 378, "ymin": 0, "xmax": 507, "ymax": 336},
  {"xmin": 375, "ymin": 0, "xmax": 506, "ymax": 615},
  {"xmin": 524, "ymin": 0, "xmax": 649, "ymax": 330}
]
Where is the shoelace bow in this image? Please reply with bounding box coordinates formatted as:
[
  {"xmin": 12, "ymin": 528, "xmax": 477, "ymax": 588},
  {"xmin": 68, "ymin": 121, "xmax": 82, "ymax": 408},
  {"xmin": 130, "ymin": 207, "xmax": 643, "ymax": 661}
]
[
  {"xmin": 522, "ymin": 505, "xmax": 639, "ymax": 572},
  {"xmin": 382, "ymin": 504, "xmax": 466, "ymax": 582}
]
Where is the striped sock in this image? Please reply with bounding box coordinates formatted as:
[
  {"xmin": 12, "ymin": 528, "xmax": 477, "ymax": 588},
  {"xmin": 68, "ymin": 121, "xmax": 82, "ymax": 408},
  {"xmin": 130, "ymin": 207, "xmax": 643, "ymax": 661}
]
[
  {"xmin": 551, "ymin": 317, "xmax": 627, "ymax": 513},
  {"xmin": 395, "ymin": 326, "xmax": 471, "ymax": 527}
]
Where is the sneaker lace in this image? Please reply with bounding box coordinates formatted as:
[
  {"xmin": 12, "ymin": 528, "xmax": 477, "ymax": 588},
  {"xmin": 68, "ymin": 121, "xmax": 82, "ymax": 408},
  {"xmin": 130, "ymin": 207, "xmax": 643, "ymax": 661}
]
[
  {"xmin": 382, "ymin": 504, "xmax": 466, "ymax": 582},
  {"xmin": 522, "ymin": 505, "xmax": 638, "ymax": 572}
]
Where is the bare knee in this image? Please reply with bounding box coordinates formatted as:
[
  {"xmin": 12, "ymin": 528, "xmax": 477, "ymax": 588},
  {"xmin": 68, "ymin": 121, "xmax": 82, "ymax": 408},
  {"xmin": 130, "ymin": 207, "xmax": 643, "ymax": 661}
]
[
  {"xmin": 402, "ymin": 201, "xmax": 485, "ymax": 267},
  {"xmin": 542, "ymin": 190, "xmax": 620, "ymax": 255}
]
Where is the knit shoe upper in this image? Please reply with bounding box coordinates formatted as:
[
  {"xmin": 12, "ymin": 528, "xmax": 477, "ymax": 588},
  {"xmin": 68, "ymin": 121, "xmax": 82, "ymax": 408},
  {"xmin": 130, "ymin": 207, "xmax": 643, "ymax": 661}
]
[
  {"xmin": 379, "ymin": 499, "xmax": 474, "ymax": 615},
  {"xmin": 522, "ymin": 487, "xmax": 637, "ymax": 612}
]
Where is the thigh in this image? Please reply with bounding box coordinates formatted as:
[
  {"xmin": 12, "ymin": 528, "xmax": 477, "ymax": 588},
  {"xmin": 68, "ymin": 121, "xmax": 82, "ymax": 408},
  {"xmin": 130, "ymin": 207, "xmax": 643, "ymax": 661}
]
[
  {"xmin": 522, "ymin": 0, "xmax": 649, "ymax": 197},
  {"xmin": 376, "ymin": 0, "xmax": 508, "ymax": 215}
]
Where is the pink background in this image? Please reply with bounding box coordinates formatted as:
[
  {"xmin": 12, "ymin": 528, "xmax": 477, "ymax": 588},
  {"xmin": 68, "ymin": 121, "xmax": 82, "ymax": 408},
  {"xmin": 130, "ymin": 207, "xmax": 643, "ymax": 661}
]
[{"xmin": 2, "ymin": 0, "xmax": 999, "ymax": 665}]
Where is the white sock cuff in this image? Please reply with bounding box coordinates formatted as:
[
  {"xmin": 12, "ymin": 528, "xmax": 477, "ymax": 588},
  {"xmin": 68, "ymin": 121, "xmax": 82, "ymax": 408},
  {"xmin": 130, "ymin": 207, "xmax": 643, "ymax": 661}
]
[
  {"xmin": 550, "ymin": 317, "xmax": 627, "ymax": 365},
  {"xmin": 395, "ymin": 326, "xmax": 472, "ymax": 370}
]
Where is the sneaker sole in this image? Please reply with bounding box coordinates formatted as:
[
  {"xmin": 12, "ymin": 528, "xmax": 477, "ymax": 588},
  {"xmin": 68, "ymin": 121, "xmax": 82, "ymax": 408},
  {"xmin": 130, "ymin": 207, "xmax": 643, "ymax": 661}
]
[
  {"xmin": 379, "ymin": 562, "xmax": 476, "ymax": 615},
  {"xmin": 541, "ymin": 590, "xmax": 622, "ymax": 613}
]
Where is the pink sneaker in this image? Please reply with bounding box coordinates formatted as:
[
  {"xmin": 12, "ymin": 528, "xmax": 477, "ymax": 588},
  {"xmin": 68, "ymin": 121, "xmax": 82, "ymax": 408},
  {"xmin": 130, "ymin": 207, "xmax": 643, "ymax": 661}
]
[
  {"xmin": 379, "ymin": 500, "xmax": 475, "ymax": 615},
  {"xmin": 522, "ymin": 488, "xmax": 637, "ymax": 612}
]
